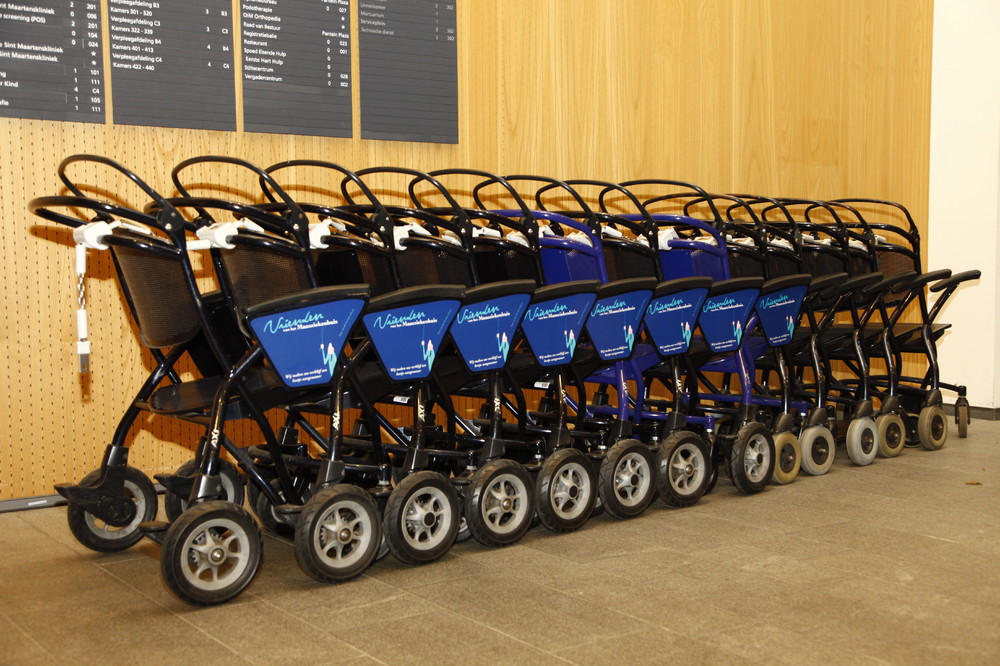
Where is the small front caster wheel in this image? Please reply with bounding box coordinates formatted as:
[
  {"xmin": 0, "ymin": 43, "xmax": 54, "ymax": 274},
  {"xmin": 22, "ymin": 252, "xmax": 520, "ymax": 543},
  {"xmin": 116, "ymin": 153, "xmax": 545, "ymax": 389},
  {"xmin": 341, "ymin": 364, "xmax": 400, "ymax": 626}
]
[
  {"xmin": 917, "ymin": 405, "xmax": 948, "ymax": 450},
  {"xmin": 771, "ymin": 431, "xmax": 801, "ymax": 485},
  {"xmin": 847, "ymin": 416, "xmax": 879, "ymax": 464}
]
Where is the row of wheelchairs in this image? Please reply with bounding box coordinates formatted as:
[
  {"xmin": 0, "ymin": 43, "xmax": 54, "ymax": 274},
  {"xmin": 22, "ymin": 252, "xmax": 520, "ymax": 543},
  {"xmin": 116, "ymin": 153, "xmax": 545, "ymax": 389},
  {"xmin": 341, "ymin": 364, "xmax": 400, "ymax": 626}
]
[{"xmin": 30, "ymin": 155, "xmax": 979, "ymax": 605}]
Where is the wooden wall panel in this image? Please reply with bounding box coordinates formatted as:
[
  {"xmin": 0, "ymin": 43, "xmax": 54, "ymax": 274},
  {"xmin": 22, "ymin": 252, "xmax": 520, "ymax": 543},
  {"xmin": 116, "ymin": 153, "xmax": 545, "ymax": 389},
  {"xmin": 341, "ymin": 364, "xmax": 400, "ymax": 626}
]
[{"xmin": 0, "ymin": 0, "xmax": 932, "ymax": 499}]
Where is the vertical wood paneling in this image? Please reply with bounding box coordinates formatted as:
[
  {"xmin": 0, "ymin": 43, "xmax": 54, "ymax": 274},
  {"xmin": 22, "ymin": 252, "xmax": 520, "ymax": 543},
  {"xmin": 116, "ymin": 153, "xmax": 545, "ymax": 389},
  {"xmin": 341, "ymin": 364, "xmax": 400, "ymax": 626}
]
[{"xmin": 0, "ymin": 0, "xmax": 933, "ymax": 499}]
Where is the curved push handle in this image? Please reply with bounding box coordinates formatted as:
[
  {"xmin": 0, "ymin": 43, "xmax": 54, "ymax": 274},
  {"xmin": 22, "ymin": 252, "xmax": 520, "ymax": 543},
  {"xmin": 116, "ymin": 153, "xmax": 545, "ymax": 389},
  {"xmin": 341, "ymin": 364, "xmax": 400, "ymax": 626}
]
[
  {"xmin": 153, "ymin": 197, "xmax": 297, "ymax": 238},
  {"xmin": 545, "ymin": 178, "xmax": 657, "ymax": 239},
  {"xmin": 264, "ymin": 159, "xmax": 373, "ymax": 207},
  {"xmin": 58, "ymin": 154, "xmax": 171, "ymax": 211},
  {"xmin": 29, "ymin": 194, "xmax": 159, "ymax": 231},
  {"xmin": 618, "ymin": 178, "xmax": 720, "ymax": 222},
  {"xmin": 501, "ymin": 174, "xmax": 596, "ymax": 226},
  {"xmin": 830, "ymin": 198, "xmax": 919, "ymax": 238},
  {"xmin": 465, "ymin": 170, "xmax": 534, "ymax": 217},
  {"xmin": 348, "ymin": 166, "xmax": 467, "ymax": 219},
  {"xmin": 172, "ymin": 155, "xmax": 310, "ymax": 246}
]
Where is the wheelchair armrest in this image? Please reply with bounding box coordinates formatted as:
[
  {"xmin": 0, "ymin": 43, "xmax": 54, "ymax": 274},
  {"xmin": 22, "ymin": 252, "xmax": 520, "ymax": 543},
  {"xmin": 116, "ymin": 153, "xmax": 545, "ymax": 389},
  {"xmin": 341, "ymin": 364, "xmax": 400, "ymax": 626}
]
[
  {"xmin": 532, "ymin": 280, "xmax": 600, "ymax": 303},
  {"xmin": 708, "ymin": 276, "xmax": 765, "ymax": 296},
  {"xmin": 807, "ymin": 272, "xmax": 849, "ymax": 294},
  {"xmin": 464, "ymin": 279, "xmax": 538, "ymax": 303},
  {"xmin": 930, "ymin": 269, "xmax": 981, "ymax": 292},
  {"xmin": 244, "ymin": 285, "xmax": 370, "ymax": 332},
  {"xmin": 596, "ymin": 277, "xmax": 658, "ymax": 299},
  {"xmin": 760, "ymin": 273, "xmax": 811, "ymax": 296},
  {"xmin": 366, "ymin": 284, "xmax": 466, "ymax": 312},
  {"xmin": 908, "ymin": 269, "xmax": 952, "ymax": 291},
  {"xmin": 653, "ymin": 276, "xmax": 713, "ymax": 297}
]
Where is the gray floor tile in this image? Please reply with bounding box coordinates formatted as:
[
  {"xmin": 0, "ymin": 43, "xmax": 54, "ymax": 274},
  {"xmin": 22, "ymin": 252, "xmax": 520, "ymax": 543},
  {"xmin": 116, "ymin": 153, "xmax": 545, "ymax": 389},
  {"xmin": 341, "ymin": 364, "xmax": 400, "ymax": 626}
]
[{"xmin": 1, "ymin": 420, "xmax": 998, "ymax": 664}]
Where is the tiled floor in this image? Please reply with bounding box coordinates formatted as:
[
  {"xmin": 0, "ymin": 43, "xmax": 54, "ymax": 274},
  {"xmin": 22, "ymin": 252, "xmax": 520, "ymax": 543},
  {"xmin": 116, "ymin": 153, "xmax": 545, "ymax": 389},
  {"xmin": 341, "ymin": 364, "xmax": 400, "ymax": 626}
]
[{"xmin": 2, "ymin": 421, "xmax": 999, "ymax": 665}]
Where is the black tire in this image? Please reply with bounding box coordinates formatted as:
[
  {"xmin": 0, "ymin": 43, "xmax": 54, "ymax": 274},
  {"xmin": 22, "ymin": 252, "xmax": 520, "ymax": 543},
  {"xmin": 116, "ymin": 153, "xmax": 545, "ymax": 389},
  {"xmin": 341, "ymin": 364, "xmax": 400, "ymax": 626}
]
[
  {"xmin": 957, "ymin": 403, "xmax": 969, "ymax": 439},
  {"xmin": 799, "ymin": 425, "xmax": 836, "ymax": 476},
  {"xmin": 918, "ymin": 405, "xmax": 948, "ymax": 450},
  {"xmin": 598, "ymin": 440, "xmax": 656, "ymax": 519},
  {"xmin": 164, "ymin": 459, "xmax": 245, "ymax": 522},
  {"xmin": 770, "ymin": 431, "xmax": 801, "ymax": 485},
  {"xmin": 728, "ymin": 422, "xmax": 775, "ymax": 494},
  {"xmin": 465, "ymin": 459, "xmax": 535, "ymax": 547},
  {"xmin": 704, "ymin": 462, "xmax": 720, "ymax": 494},
  {"xmin": 535, "ymin": 448, "xmax": 596, "ymax": 532},
  {"xmin": 657, "ymin": 431, "xmax": 711, "ymax": 508},
  {"xmin": 160, "ymin": 500, "xmax": 262, "ymax": 606},
  {"xmin": 66, "ymin": 466, "xmax": 157, "ymax": 553},
  {"xmin": 383, "ymin": 471, "xmax": 460, "ymax": 565},
  {"xmin": 295, "ymin": 484, "xmax": 381, "ymax": 583}
]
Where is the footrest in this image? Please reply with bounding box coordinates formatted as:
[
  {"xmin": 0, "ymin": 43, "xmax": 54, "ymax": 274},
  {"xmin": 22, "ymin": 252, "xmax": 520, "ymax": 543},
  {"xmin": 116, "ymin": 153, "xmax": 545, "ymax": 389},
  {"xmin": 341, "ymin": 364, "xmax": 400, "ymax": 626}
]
[
  {"xmin": 139, "ymin": 520, "xmax": 170, "ymax": 546},
  {"xmin": 274, "ymin": 504, "xmax": 302, "ymax": 527}
]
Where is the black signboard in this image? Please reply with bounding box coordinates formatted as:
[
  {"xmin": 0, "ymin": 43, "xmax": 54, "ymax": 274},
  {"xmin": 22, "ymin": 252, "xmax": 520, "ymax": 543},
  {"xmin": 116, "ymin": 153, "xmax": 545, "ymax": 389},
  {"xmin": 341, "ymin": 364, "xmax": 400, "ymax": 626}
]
[
  {"xmin": 108, "ymin": 0, "xmax": 236, "ymax": 131},
  {"xmin": 359, "ymin": 0, "xmax": 457, "ymax": 143},
  {"xmin": 0, "ymin": 0, "xmax": 105, "ymax": 123},
  {"xmin": 242, "ymin": 0, "xmax": 352, "ymax": 137}
]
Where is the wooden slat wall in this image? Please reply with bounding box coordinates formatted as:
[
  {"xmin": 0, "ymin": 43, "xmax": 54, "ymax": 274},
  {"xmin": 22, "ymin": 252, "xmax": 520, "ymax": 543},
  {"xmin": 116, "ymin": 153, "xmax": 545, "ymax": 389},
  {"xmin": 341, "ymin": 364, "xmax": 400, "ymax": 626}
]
[{"xmin": 0, "ymin": 0, "xmax": 932, "ymax": 499}]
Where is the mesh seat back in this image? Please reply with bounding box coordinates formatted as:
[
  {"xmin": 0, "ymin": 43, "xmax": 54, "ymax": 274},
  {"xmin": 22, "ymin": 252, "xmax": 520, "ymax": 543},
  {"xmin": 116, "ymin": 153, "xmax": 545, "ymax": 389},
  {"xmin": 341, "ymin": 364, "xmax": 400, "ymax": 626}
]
[
  {"xmin": 727, "ymin": 248, "xmax": 766, "ymax": 279},
  {"xmin": 764, "ymin": 248, "xmax": 802, "ymax": 279},
  {"xmin": 396, "ymin": 243, "xmax": 475, "ymax": 287},
  {"xmin": 314, "ymin": 245, "xmax": 397, "ymax": 295},
  {"xmin": 112, "ymin": 244, "xmax": 203, "ymax": 349},
  {"xmin": 473, "ymin": 242, "xmax": 540, "ymax": 284},
  {"xmin": 603, "ymin": 243, "xmax": 658, "ymax": 280},
  {"xmin": 219, "ymin": 242, "xmax": 315, "ymax": 313}
]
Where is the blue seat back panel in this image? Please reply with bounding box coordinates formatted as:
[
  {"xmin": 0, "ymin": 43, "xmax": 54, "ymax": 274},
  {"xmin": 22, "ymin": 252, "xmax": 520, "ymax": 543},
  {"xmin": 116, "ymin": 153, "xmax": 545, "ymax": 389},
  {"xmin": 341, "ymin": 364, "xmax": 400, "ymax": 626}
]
[
  {"xmin": 522, "ymin": 293, "xmax": 596, "ymax": 366},
  {"xmin": 755, "ymin": 285, "xmax": 808, "ymax": 346},
  {"xmin": 699, "ymin": 288, "xmax": 759, "ymax": 352},
  {"xmin": 644, "ymin": 287, "xmax": 709, "ymax": 356},
  {"xmin": 362, "ymin": 300, "xmax": 460, "ymax": 381},
  {"xmin": 450, "ymin": 294, "xmax": 530, "ymax": 372},
  {"xmin": 249, "ymin": 298, "xmax": 365, "ymax": 388},
  {"xmin": 585, "ymin": 290, "xmax": 652, "ymax": 361}
]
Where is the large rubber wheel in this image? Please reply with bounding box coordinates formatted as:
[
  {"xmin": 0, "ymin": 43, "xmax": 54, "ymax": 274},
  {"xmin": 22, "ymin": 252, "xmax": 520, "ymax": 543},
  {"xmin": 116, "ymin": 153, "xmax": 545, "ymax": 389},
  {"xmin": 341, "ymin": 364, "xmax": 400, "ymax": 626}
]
[
  {"xmin": 771, "ymin": 431, "xmax": 801, "ymax": 485},
  {"xmin": 164, "ymin": 459, "xmax": 245, "ymax": 522},
  {"xmin": 704, "ymin": 462, "xmax": 720, "ymax": 495},
  {"xmin": 728, "ymin": 423, "xmax": 775, "ymax": 494},
  {"xmin": 66, "ymin": 466, "xmax": 157, "ymax": 553},
  {"xmin": 847, "ymin": 417, "xmax": 879, "ymax": 465},
  {"xmin": 383, "ymin": 471, "xmax": 460, "ymax": 565},
  {"xmin": 535, "ymin": 448, "xmax": 596, "ymax": 532},
  {"xmin": 465, "ymin": 459, "xmax": 535, "ymax": 546},
  {"xmin": 598, "ymin": 440, "xmax": 656, "ymax": 519},
  {"xmin": 918, "ymin": 405, "xmax": 948, "ymax": 450},
  {"xmin": 295, "ymin": 484, "xmax": 381, "ymax": 583},
  {"xmin": 875, "ymin": 413, "xmax": 906, "ymax": 458},
  {"xmin": 657, "ymin": 431, "xmax": 710, "ymax": 507},
  {"xmin": 799, "ymin": 425, "xmax": 835, "ymax": 476},
  {"xmin": 956, "ymin": 402, "xmax": 969, "ymax": 439},
  {"xmin": 160, "ymin": 500, "xmax": 262, "ymax": 606}
]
